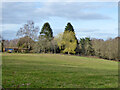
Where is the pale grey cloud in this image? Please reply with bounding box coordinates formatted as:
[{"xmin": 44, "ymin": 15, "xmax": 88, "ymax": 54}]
[
  {"xmin": 1, "ymin": 2, "xmax": 117, "ymax": 40},
  {"xmin": 34, "ymin": 2, "xmax": 112, "ymax": 20},
  {"xmin": 2, "ymin": 2, "xmax": 112, "ymax": 24}
]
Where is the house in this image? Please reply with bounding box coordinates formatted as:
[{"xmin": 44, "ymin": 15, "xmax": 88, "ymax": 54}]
[
  {"xmin": 4, "ymin": 48, "xmax": 15, "ymax": 53},
  {"xmin": 4, "ymin": 47, "xmax": 28, "ymax": 53}
]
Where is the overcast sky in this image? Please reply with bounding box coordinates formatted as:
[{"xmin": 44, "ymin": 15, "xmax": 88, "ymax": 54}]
[{"xmin": 1, "ymin": 2, "xmax": 118, "ymax": 40}]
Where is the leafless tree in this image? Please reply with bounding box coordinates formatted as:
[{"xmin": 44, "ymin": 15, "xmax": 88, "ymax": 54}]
[{"xmin": 16, "ymin": 20, "xmax": 39, "ymax": 40}]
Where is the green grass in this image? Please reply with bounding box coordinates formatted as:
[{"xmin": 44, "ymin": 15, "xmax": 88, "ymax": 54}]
[{"xmin": 2, "ymin": 53, "xmax": 118, "ymax": 88}]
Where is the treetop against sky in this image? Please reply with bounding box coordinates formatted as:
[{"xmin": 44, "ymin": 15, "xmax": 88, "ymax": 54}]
[{"xmin": 1, "ymin": 2, "xmax": 118, "ymax": 40}]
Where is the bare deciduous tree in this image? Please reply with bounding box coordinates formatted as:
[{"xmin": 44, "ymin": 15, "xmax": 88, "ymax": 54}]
[{"xmin": 16, "ymin": 20, "xmax": 39, "ymax": 40}]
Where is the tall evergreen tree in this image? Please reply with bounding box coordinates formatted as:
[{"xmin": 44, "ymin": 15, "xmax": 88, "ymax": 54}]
[
  {"xmin": 79, "ymin": 38, "xmax": 86, "ymax": 55},
  {"xmin": 79, "ymin": 37, "xmax": 94, "ymax": 56},
  {"xmin": 40, "ymin": 22, "xmax": 53, "ymax": 41},
  {"xmin": 65, "ymin": 22, "xmax": 74, "ymax": 32},
  {"xmin": 62, "ymin": 22, "xmax": 78, "ymax": 54},
  {"xmin": 64, "ymin": 22, "xmax": 78, "ymax": 41},
  {"xmin": 64, "ymin": 22, "xmax": 79, "ymax": 54},
  {"xmin": 84, "ymin": 37, "xmax": 94, "ymax": 56}
]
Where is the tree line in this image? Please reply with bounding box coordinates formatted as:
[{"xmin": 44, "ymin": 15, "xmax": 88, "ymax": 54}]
[{"xmin": 2, "ymin": 20, "xmax": 119, "ymax": 61}]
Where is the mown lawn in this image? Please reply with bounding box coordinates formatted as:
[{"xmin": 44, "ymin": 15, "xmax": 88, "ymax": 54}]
[{"xmin": 2, "ymin": 53, "xmax": 118, "ymax": 88}]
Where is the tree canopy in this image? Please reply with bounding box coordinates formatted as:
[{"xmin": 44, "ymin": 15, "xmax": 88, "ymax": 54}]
[
  {"xmin": 17, "ymin": 36, "xmax": 34, "ymax": 52},
  {"xmin": 40, "ymin": 22, "xmax": 53, "ymax": 41},
  {"xmin": 9, "ymin": 20, "xmax": 119, "ymax": 61},
  {"xmin": 65, "ymin": 22, "xmax": 75, "ymax": 32},
  {"xmin": 56, "ymin": 31, "xmax": 77, "ymax": 54},
  {"xmin": 16, "ymin": 20, "xmax": 39, "ymax": 40}
]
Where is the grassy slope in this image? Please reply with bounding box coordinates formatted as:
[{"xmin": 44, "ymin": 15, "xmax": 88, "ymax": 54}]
[{"xmin": 2, "ymin": 53, "xmax": 118, "ymax": 88}]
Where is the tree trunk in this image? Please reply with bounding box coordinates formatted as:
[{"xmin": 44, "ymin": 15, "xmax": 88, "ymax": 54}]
[
  {"xmin": 44, "ymin": 48, "xmax": 46, "ymax": 53},
  {"xmin": 68, "ymin": 52, "xmax": 70, "ymax": 55},
  {"xmin": 54, "ymin": 47, "xmax": 56, "ymax": 54}
]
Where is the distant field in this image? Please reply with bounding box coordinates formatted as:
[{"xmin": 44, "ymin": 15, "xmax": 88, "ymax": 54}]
[{"xmin": 2, "ymin": 53, "xmax": 118, "ymax": 88}]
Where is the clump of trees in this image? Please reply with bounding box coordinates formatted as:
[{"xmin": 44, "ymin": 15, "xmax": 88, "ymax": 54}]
[
  {"xmin": 33, "ymin": 22, "xmax": 57, "ymax": 53},
  {"xmin": 92, "ymin": 38, "xmax": 119, "ymax": 60},
  {"xmin": 2, "ymin": 21, "xmax": 119, "ymax": 61},
  {"xmin": 78, "ymin": 37, "xmax": 119, "ymax": 60},
  {"xmin": 16, "ymin": 20, "xmax": 39, "ymax": 52},
  {"xmin": 17, "ymin": 36, "xmax": 34, "ymax": 52},
  {"xmin": 2, "ymin": 39, "xmax": 18, "ymax": 48},
  {"xmin": 56, "ymin": 22, "xmax": 77, "ymax": 54},
  {"xmin": 79, "ymin": 37, "xmax": 94, "ymax": 56}
]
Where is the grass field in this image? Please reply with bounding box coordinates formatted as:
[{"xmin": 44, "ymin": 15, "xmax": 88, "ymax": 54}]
[{"xmin": 2, "ymin": 53, "xmax": 118, "ymax": 88}]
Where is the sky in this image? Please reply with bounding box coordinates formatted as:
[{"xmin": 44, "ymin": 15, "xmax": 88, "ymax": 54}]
[{"xmin": 1, "ymin": 2, "xmax": 118, "ymax": 40}]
